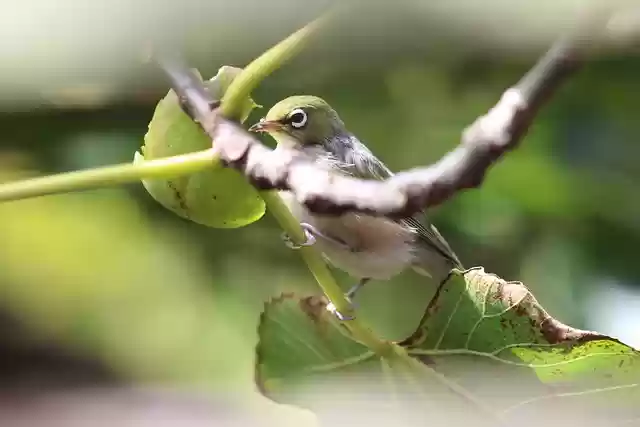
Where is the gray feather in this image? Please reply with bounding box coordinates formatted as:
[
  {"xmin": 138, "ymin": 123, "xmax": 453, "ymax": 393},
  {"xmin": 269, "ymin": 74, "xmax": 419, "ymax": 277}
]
[{"xmin": 322, "ymin": 134, "xmax": 462, "ymax": 269}]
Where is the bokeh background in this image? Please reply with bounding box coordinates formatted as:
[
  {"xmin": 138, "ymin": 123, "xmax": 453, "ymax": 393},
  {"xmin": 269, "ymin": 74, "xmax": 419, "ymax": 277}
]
[{"xmin": 0, "ymin": 0, "xmax": 638, "ymax": 424}]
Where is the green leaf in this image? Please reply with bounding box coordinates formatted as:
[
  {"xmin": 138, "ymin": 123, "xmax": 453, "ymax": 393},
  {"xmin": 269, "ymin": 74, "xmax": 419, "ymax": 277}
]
[
  {"xmin": 256, "ymin": 293, "xmax": 375, "ymax": 398},
  {"xmin": 137, "ymin": 66, "xmax": 265, "ymax": 228},
  {"xmin": 403, "ymin": 267, "xmax": 640, "ymax": 422},
  {"xmin": 256, "ymin": 293, "xmax": 497, "ymax": 423}
]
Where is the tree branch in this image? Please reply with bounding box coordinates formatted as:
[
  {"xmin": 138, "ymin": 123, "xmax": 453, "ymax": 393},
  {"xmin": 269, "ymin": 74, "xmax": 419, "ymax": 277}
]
[
  {"xmin": 406, "ymin": 36, "xmax": 584, "ymax": 209},
  {"xmin": 161, "ymin": 17, "xmax": 621, "ymax": 221}
]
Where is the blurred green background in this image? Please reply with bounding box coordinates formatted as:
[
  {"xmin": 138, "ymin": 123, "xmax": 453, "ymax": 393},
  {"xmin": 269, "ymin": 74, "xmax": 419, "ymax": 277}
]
[{"xmin": 0, "ymin": 0, "xmax": 638, "ymax": 421}]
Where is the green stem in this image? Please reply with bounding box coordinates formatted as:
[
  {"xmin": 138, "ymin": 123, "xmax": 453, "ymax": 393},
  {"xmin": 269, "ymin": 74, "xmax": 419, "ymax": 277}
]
[
  {"xmin": 261, "ymin": 191, "xmax": 392, "ymax": 354},
  {"xmin": 0, "ymin": 150, "xmax": 218, "ymax": 202},
  {"xmin": 220, "ymin": 15, "xmax": 327, "ymax": 120},
  {"xmin": 221, "ymin": 13, "xmax": 395, "ymax": 356},
  {"xmin": 0, "ymin": 8, "xmax": 397, "ymax": 358}
]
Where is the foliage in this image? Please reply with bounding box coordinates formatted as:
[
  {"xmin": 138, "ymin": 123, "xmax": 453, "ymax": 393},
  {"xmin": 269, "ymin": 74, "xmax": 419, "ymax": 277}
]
[
  {"xmin": 0, "ymin": 5, "xmax": 638, "ymax": 427},
  {"xmin": 136, "ymin": 66, "xmax": 264, "ymax": 228},
  {"xmin": 257, "ymin": 270, "xmax": 640, "ymax": 423}
]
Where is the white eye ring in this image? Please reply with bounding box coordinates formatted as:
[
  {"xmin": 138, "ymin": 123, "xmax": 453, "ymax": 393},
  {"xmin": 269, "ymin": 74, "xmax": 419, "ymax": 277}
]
[{"xmin": 288, "ymin": 108, "xmax": 307, "ymax": 129}]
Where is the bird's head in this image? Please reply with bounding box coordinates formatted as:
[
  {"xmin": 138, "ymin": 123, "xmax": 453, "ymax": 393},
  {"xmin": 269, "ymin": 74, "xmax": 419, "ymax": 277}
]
[{"xmin": 249, "ymin": 95, "xmax": 347, "ymax": 147}]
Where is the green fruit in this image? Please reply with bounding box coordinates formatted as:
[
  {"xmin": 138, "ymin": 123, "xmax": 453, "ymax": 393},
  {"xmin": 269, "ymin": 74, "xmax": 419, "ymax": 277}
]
[{"xmin": 135, "ymin": 66, "xmax": 265, "ymax": 228}]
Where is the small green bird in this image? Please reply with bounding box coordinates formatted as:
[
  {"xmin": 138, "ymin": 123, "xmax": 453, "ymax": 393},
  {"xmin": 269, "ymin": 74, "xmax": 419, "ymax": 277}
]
[{"xmin": 249, "ymin": 95, "xmax": 462, "ymax": 318}]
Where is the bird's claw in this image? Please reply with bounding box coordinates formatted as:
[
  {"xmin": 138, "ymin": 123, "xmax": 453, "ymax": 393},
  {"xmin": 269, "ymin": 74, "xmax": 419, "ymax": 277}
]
[
  {"xmin": 281, "ymin": 223, "xmax": 316, "ymax": 250},
  {"xmin": 327, "ymin": 278, "xmax": 369, "ymax": 320},
  {"xmin": 281, "ymin": 222, "xmax": 360, "ymax": 321},
  {"xmin": 326, "ymin": 299, "xmax": 356, "ymax": 321}
]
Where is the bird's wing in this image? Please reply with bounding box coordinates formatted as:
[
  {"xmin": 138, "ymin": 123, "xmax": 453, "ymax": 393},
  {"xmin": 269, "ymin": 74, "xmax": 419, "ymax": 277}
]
[{"xmin": 342, "ymin": 136, "xmax": 462, "ymax": 267}]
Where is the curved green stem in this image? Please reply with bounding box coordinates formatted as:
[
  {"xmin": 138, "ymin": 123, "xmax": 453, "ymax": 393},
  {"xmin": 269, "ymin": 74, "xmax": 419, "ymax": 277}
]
[
  {"xmin": 220, "ymin": 15, "xmax": 327, "ymax": 120},
  {"xmin": 0, "ymin": 150, "xmax": 218, "ymax": 203},
  {"xmin": 0, "ymin": 9, "xmax": 397, "ymax": 358},
  {"xmin": 260, "ymin": 191, "xmax": 394, "ymax": 355},
  {"xmin": 220, "ymin": 12, "xmax": 396, "ymax": 357}
]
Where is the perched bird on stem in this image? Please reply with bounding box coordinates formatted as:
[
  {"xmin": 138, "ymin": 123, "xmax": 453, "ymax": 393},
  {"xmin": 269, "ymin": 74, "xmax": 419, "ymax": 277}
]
[{"xmin": 249, "ymin": 96, "xmax": 462, "ymax": 319}]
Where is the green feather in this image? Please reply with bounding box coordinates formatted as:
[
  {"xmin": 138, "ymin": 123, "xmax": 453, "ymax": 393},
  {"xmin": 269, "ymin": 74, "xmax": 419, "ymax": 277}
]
[{"xmin": 261, "ymin": 95, "xmax": 346, "ymax": 145}]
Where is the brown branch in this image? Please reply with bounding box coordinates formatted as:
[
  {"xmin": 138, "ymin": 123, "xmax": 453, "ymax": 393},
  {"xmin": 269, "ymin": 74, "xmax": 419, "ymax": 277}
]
[
  {"xmin": 399, "ymin": 37, "xmax": 584, "ymax": 211},
  {"xmin": 156, "ymin": 55, "xmax": 220, "ymax": 124},
  {"xmin": 159, "ymin": 16, "xmax": 621, "ymax": 220}
]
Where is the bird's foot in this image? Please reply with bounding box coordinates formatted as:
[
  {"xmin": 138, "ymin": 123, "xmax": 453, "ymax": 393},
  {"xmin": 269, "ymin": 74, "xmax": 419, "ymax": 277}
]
[
  {"xmin": 326, "ymin": 278, "xmax": 370, "ymax": 321},
  {"xmin": 281, "ymin": 223, "xmax": 351, "ymax": 251},
  {"xmin": 346, "ymin": 278, "xmax": 369, "ymax": 300},
  {"xmin": 281, "ymin": 223, "xmax": 317, "ymax": 250},
  {"xmin": 326, "ymin": 298, "xmax": 356, "ymax": 321}
]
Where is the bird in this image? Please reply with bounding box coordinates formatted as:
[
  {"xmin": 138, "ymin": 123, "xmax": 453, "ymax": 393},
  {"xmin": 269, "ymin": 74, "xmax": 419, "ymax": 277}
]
[{"xmin": 248, "ymin": 95, "xmax": 462, "ymax": 319}]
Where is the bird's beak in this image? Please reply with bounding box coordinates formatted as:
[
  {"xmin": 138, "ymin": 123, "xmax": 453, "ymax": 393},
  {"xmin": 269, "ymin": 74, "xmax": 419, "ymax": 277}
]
[{"xmin": 248, "ymin": 118, "xmax": 282, "ymax": 133}]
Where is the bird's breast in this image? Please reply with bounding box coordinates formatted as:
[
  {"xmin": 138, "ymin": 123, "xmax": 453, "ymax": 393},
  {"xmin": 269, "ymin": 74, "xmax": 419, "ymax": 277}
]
[{"xmin": 278, "ymin": 190, "xmax": 417, "ymax": 280}]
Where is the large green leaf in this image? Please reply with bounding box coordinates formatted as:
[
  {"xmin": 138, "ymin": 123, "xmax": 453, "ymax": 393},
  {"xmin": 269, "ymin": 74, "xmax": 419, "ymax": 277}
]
[
  {"xmin": 136, "ymin": 66, "xmax": 265, "ymax": 228},
  {"xmin": 256, "ymin": 293, "xmax": 497, "ymax": 425},
  {"xmin": 403, "ymin": 267, "xmax": 640, "ymax": 423},
  {"xmin": 257, "ymin": 293, "xmax": 374, "ymax": 394},
  {"xmin": 257, "ymin": 270, "xmax": 640, "ymax": 424}
]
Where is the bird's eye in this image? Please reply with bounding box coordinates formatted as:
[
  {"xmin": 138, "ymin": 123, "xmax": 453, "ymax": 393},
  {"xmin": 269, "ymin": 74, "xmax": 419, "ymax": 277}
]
[{"xmin": 287, "ymin": 108, "xmax": 307, "ymax": 129}]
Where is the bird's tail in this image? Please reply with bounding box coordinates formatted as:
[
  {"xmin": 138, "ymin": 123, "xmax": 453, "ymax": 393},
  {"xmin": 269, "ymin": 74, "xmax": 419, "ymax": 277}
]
[
  {"xmin": 412, "ymin": 246, "xmax": 461, "ymax": 284},
  {"xmin": 410, "ymin": 222, "xmax": 462, "ymax": 284}
]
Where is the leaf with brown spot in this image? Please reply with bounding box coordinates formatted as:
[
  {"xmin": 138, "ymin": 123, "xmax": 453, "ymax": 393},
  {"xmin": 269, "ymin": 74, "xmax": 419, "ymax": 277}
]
[
  {"xmin": 136, "ymin": 66, "xmax": 265, "ymax": 228},
  {"xmin": 402, "ymin": 267, "xmax": 640, "ymax": 423},
  {"xmin": 256, "ymin": 293, "xmax": 374, "ymax": 401},
  {"xmin": 255, "ymin": 292, "xmax": 494, "ymax": 424}
]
